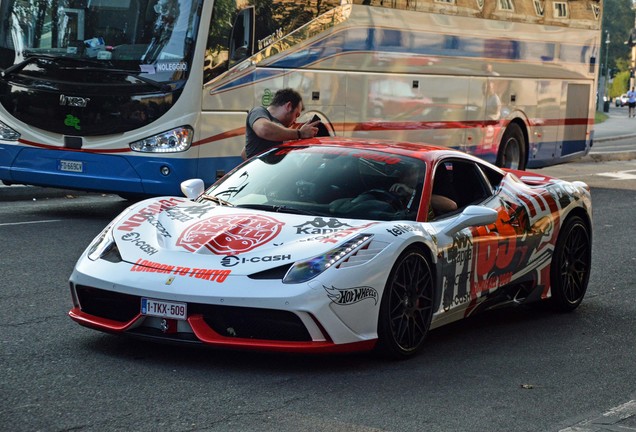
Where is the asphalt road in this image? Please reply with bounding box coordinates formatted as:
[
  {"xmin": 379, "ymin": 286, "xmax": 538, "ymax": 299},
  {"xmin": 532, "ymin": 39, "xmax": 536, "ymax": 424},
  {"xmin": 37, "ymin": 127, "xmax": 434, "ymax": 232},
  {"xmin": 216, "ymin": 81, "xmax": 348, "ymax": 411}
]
[{"xmin": 1, "ymin": 160, "xmax": 635, "ymax": 432}]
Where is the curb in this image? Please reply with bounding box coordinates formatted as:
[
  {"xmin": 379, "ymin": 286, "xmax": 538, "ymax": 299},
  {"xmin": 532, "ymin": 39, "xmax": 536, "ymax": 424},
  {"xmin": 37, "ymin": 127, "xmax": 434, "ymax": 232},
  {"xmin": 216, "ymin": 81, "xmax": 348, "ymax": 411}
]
[
  {"xmin": 580, "ymin": 150, "xmax": 636, "ymax": 163},
  {"xmin": 594, "ymin": 134, "xmax": 636, "ymax": 143}
]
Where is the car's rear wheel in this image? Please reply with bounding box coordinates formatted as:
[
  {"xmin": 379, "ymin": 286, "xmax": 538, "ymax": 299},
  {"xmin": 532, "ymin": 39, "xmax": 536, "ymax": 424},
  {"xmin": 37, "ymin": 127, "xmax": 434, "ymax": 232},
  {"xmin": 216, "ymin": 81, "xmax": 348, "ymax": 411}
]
[
  {"xmin": 496, "ymin": 123, "xmax": 526, "ymax": 170},
  {"xmin": 549, "ymin": 216, "xmax": 591, "ymax": 311},
  {"xmin": 376, "ymin": 247, "xmax": 434, "ymax": 359}
]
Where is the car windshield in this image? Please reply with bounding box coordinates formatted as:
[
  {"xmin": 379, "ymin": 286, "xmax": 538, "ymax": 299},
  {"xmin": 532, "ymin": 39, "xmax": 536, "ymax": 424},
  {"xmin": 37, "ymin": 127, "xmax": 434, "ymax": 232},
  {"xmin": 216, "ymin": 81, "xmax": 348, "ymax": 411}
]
[
  {"xmin": 204, "ymin": 146, "xmax": 426, "ymax": 222},
  {"xmin": 0, "ymin": 0, "xmax": 202, "ymax": 82}
]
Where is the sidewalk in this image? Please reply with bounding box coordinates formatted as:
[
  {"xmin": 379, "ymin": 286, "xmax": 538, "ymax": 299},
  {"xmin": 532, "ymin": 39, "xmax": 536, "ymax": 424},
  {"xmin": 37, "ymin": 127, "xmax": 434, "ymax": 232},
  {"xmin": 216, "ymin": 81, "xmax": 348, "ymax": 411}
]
[{"xmin": 586, "ymin": 103, "xmax": 636, "ymax": 162}]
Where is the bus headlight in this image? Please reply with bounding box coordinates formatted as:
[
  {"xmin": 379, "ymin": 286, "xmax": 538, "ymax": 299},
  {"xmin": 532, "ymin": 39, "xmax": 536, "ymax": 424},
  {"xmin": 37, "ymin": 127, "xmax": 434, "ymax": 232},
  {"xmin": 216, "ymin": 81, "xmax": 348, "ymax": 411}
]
[
  {"xmin": 0, "ymin": 120, "xmax": 20, "ymax": 141},
  {"xmin": 130, "ymin": 126, "xmax": 193, "ymax": 153}
]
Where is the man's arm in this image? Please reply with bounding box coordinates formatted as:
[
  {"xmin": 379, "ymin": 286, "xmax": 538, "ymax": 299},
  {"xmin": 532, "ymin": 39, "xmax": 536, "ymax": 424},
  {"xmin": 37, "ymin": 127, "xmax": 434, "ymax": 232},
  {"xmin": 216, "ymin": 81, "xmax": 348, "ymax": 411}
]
[{"xmin": 252, "ymin": 118, "xmax": 320, "ymax": 141}]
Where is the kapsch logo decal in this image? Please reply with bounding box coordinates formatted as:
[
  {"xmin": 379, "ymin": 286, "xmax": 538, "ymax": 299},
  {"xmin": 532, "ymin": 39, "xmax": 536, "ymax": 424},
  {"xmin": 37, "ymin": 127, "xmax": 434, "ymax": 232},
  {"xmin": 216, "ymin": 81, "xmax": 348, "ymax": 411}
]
[
  {"xmin": 176, "ymin": 214, "xmax": 283, "ymax": 255},
  {"xmin": 294, "ymin": 217, "xmax": 351, "ymax": 234}
]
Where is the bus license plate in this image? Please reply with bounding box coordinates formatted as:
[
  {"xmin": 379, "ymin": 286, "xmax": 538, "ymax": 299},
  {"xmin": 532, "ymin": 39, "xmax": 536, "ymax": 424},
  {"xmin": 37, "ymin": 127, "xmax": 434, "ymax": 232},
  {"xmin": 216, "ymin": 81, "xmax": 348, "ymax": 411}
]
[
  {"xmin": 59, "ymin": 160, "xmax": 83, "ymax": 173},
  {"xmin": 141, "ymin": 298, "xmax": 187, "ymax": 320}
]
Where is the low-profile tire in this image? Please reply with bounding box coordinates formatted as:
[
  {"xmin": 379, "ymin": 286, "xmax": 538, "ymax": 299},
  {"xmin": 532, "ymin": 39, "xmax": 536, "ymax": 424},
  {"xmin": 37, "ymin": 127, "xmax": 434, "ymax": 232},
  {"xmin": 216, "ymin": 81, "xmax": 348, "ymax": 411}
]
[
  {"xmin": 496, "ymin": 123, "xmax": 526, "ymax": 170},
  {"xmin": 376, "ymin": 247, "xmax": 434, "ymax": 359},
  {"xmin": 549, "ymin": 216, "xmax": 591, "ymax": 312}
]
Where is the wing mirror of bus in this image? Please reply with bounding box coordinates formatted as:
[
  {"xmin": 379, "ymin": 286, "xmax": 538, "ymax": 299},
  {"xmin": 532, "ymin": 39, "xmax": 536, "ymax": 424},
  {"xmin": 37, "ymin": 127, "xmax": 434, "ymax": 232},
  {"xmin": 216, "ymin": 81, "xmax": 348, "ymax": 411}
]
[
  {"xmin": 441, "ymin": 205, "xmax": 498, "ymax": 236},
  {"xmin": 181, "ymin": 179, "xmax": 205, "ymax": 199}
]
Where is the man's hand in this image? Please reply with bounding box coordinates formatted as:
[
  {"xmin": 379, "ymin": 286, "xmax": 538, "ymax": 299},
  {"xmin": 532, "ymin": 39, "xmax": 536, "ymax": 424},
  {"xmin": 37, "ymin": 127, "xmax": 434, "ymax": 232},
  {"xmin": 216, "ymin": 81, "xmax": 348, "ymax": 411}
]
[
  {"xmin": 298, "ymin": 120, "xmax": 320, "ymax": 139},
  {"xmin": 389, "ymin": 183, "xmax": 413, "ymax": 196}
]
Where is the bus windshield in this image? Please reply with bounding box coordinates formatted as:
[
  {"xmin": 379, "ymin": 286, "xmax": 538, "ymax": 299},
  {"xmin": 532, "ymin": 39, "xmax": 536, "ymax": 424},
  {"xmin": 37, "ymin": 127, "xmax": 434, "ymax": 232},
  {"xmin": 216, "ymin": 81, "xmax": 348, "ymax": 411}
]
[{"xmin": 0, "ymin": 0, "xmax": 202, "ymax": 82}]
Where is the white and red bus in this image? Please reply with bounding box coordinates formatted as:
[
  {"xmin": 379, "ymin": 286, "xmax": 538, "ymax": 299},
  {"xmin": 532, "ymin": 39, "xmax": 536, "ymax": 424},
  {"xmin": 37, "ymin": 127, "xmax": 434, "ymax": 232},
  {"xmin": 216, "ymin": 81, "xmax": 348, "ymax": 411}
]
[{"xmin": 0, "ymin": 0, "xmax": 602, "ymax": 196}]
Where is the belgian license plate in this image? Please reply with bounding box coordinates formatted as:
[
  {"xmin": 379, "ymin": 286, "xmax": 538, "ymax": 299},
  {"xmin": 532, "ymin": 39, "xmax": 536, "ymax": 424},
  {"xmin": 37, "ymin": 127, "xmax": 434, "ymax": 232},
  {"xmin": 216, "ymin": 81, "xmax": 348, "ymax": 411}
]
[
  {"xmin": 59, "ymin": 160, "xmax": 83, "ymax": 173},
  {"xmin": 141, "ymin": 298, "xmax": 187, "ymax": 320}
]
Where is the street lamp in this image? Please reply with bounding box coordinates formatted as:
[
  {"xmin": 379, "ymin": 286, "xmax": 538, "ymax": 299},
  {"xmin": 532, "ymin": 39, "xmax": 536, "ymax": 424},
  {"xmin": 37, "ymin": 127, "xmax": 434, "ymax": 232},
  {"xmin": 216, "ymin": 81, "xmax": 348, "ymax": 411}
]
[{"xmin": 605, "ymin": 31, "xmax": 610, "ymax": 100}]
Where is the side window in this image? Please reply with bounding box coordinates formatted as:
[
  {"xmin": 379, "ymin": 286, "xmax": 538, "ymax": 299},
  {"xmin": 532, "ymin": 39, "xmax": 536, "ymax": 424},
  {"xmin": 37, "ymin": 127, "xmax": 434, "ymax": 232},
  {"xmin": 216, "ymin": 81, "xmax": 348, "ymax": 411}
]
[
  {"xmin": 430, "ymin": 159, "xmax": 493, "ymax": 219},
  {"xmin": 228, "ymin": 7, "xmax": 254, "ymax": 67},
  {"xmin": 477, "ymin": 162, "xmax": 505, "ymax": 191}
]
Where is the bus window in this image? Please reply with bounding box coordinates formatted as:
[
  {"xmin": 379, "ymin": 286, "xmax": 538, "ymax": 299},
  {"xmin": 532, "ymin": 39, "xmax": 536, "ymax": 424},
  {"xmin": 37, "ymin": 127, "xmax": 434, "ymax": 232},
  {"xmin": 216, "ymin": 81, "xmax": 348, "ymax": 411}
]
[{"xmin": 228, "ymin": 7, "xmax": 254, "ymax": 67}]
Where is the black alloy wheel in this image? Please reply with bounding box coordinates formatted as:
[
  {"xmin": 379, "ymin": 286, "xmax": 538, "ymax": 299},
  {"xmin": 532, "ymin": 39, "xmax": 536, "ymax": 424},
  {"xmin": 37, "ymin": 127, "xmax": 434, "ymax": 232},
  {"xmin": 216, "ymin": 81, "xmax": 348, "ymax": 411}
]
[
  {"xmin": 549, "ymin": 216, "xmax": 591, "ymax": 311},
  {"xmin": 377, "ymin": 248, "xmax": 434, "ymax": 359}
]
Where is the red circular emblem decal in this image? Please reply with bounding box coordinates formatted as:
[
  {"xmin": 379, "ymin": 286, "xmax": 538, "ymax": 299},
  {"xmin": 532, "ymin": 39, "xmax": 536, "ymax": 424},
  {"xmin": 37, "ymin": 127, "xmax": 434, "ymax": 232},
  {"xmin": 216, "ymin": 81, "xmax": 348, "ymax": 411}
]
[{"xmin": 176, "ymin": 214, "xmax": 284, "ymax": 255}]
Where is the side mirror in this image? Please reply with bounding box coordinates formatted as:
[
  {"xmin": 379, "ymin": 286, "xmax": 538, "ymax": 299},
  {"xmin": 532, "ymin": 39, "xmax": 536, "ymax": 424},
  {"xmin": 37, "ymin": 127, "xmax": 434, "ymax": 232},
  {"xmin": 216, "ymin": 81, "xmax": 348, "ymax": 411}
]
[
  {"xmin": 441, "ymin": 205, "xmax": 498, "ymax": 236},
  {"xmin": 181, "ymin": 179, "xmax": 205, "ymax": 199}
]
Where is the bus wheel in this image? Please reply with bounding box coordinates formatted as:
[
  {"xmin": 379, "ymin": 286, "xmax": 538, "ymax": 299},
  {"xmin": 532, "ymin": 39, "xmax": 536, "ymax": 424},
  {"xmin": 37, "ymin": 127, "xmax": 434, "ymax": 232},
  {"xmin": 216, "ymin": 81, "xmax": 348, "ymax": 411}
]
[{"xmin": 496, "ymin": 123, "xmax": 526, "ymax": 170}]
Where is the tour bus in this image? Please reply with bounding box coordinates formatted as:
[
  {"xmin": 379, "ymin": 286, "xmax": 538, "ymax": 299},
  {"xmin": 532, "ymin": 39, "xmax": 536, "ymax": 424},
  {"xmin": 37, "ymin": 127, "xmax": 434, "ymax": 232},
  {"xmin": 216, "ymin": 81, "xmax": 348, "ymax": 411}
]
[{"xmin": 0, "ymin": 0, "xmax": 602, "ymax": 197}]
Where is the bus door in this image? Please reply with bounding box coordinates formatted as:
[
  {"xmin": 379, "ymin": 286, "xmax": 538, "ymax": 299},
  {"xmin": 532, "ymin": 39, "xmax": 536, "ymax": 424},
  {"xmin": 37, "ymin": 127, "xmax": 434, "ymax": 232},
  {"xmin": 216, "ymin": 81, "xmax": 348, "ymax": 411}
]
[{"xmin": 561, "ymin": 83, "xmax": 591, "ymax": 157}]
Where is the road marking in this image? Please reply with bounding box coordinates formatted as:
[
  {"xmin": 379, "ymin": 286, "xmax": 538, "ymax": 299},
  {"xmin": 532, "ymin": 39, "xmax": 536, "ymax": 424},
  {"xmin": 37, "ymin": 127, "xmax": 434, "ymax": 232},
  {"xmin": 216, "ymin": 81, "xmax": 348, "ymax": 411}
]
[
  {"xmin": 559, "ymin": 400, "xmax": 636, "ymax": 431},
  {"xmin": 596, "ymin": 170, "xmax": 636, "ymax": 180},
  {"xmin": 0, "ymin": 219, "xmax": 61, "ymax": 227}
]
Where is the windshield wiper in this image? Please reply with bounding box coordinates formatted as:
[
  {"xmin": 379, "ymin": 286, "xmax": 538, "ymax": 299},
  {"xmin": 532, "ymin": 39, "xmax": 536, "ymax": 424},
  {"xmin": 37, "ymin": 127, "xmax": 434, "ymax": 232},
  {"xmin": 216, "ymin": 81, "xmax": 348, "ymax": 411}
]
[
  {"xmin": 73, "ymin": 66, "xmax": 172, "ymax": 92},
  {"xmin": 200, "ymin": 195, "xmax": 234, "ymax": 207},
  {"xmin": 1, "ymin": 53, "xmax": 105, "ymax": 78},
  {"xmin": 1, "ymin": 54, "xmax": 171, "ymax": 92}
]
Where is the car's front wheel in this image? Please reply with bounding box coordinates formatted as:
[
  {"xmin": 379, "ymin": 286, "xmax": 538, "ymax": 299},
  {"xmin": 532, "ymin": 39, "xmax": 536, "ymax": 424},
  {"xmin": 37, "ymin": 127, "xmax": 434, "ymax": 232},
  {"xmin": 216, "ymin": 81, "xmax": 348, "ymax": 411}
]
[
  {"xmin": 549, "ymin": 216, "xmax": 591, "ymax": 311},
  {"xmin": 376, "ymin": 247, "xmax": 434, "ymax": 359}
]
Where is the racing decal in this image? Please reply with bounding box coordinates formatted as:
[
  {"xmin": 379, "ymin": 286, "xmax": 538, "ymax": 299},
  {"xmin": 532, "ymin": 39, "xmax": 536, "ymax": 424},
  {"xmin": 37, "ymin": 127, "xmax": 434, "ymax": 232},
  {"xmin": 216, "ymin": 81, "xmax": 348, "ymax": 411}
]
[
  {"xmin": 117, "ymin": 198, "xmax": 185, "ymax": 232},
  {"xmin": 294, "ymin": 217, "xmax": 351, "ymax": 234},
  {"xmin": 386, "ymin": 223, "xmax": 419, "ymax": 237},
  {"xmin": 130, "ymin": 259, "xmax": 231, "ymax": 283},
  {"xmin": 221, "ymin": 254, "xmax": 292, "ymax": 267},
  {"xmin": 176, "ymin": 214, "xmax": 284, "ymax": 255},
  {"xmin": 142, "ymin": 213, "xmax": 172, "ymax": 238},
  {"xmin": 437, "ymin": 176, "xmax": 576, "ymax": 313},
  {"xmin": 172, "ymin": 203, "xmax": 217, "ymax": 219},
  {"xmin": 121, "ymin": 232, "xmax": 158, "ymax": 256},
  {"xmin": 324, "ymin": 285, "xmax": 379, "ymax": 306},
  {"xmin": 163, "ymin": 207, "xmax": 196, "ymax": 223},
  {"xmin": 440, "ymin": 232, "xmax": 474, "ymax": 311}
]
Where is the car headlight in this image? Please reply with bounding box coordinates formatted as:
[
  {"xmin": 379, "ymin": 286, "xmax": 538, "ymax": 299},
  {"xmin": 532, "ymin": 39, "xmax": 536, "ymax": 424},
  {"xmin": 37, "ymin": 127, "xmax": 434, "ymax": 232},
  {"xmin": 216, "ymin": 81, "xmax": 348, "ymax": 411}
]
[
  {"xmin": 130, "ymin": 126, "xmax": 193, "ymax": 153},
  {"xmin": 283, "ymin": 234, "xmax": 373, "ymax": 284},
  {"xmin": 86, "ymin": 223, "xmax": 122, "ymax": 262},
  {"xmin": 0, "ymin": 119, "xmax": 20, "ymax": 141},
  {"xmin": 86, "ymin": 211, "xmax": 130, "ymax": 262}
]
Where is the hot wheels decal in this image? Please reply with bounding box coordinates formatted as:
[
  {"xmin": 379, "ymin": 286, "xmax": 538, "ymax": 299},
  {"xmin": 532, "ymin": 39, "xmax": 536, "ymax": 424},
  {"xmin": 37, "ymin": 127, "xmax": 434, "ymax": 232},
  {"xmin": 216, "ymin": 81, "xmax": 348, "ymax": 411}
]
[
  {"xmin": 324, "ymin": 285, "xmax": 379, "ymax": 306},
  {"xmin": 176, "ymin": 214, "xmax": 284, "ymax": 255}
]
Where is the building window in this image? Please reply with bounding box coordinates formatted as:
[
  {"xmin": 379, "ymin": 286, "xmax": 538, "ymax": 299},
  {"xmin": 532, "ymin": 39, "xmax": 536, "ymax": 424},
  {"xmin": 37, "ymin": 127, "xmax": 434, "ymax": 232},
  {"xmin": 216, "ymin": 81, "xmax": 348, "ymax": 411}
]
[
  {"xmin": 553, "ymin": 2, "xmax": 568, "ymax": 18},
  {"xmin": 534, "ymin": 0, "xmax": 545, "ymax": 16},
  {"xmin": 591, "ymin": 4, "xmax": 600, "ymax": 20},
  {"xmin": 498, "ymin": 0, "xmax": 514, "ymax": 11}
]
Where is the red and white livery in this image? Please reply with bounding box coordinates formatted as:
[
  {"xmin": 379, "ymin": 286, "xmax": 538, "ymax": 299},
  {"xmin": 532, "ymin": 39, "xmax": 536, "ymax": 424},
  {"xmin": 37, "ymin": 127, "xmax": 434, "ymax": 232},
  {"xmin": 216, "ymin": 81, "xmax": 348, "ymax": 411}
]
[{"xmin": 69, "ymin": 137, "xmax": 592, "ymax": 358}]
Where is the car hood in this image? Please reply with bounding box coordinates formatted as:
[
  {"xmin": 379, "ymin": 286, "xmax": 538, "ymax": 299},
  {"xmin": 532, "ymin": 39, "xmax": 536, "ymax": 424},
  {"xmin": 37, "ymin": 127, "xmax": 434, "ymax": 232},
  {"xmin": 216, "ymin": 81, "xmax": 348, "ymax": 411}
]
[{"xmin": 110, "ymin": 197, "xmax": 380, "ymax": 275}]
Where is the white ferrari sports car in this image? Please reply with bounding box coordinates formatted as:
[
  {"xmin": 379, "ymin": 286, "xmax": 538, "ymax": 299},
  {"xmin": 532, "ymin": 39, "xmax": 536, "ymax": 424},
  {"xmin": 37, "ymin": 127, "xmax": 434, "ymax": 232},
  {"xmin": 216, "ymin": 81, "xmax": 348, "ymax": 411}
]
[{"xmin": 69, "ymin": 137, "xmax": 592, "ymax": 358}]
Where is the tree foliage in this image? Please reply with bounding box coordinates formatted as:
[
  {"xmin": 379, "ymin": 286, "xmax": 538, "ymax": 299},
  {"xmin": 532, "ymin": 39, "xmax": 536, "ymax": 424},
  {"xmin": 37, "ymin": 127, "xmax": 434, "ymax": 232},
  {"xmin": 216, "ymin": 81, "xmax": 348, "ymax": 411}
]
[{"xmin": 603, "ymin": 0, "xmax": 635, "ymax": 73}]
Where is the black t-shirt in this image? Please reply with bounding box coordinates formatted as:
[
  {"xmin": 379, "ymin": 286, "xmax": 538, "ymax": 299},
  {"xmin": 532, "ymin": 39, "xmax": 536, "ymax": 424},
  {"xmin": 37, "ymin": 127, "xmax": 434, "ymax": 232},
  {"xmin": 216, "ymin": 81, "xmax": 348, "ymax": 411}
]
[{"xmin": 245, "ymin": 106, "xmax": 282, "ymax": 158}]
